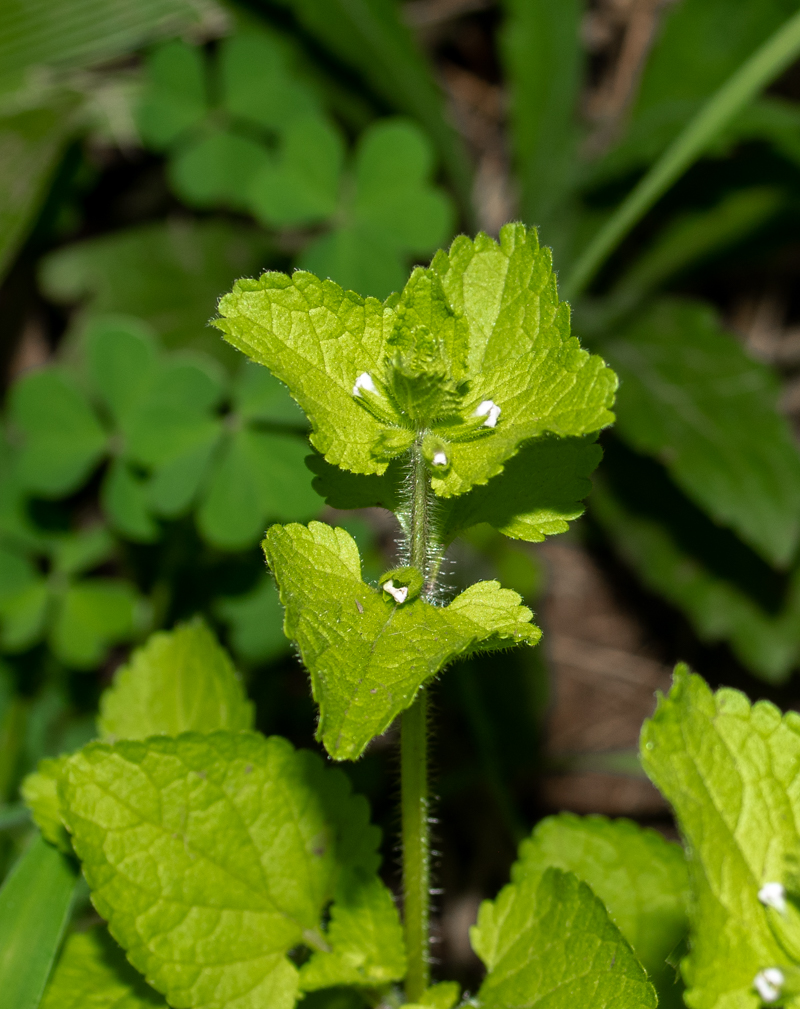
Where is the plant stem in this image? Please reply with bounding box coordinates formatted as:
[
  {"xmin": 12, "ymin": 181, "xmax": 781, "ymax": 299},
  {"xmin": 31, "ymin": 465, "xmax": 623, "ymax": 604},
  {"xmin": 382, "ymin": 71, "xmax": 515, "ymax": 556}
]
[
  {"xmin": 402, "ymin": 690, "xmax": 430, "ymax": 1002},
  {"xmin": 563, "ymin": 7, "xmax": 800, "ymax": 300},
  {"xmin": 402, "ymin": 440, "xmax": 434, "ymax": 1001}
]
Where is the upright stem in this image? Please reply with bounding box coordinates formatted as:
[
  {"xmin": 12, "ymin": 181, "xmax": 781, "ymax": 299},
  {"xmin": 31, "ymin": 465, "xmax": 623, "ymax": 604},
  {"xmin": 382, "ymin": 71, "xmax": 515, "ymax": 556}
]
[
  {"xmin": 402, "ymin": 441, "xmax": 433, "ymax": 1001},
  {"xmin": 402, "ymin": 691, "xmax": 429, "ymax": 1001}
]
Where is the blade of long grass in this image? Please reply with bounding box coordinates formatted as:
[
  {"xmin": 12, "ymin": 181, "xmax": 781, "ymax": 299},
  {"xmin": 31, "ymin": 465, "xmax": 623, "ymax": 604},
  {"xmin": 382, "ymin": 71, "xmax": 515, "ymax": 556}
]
[
  {"xmin": 0, "ymin": 834, "xmax": 79, "ymax": 1009},
  {"xmin": 564, "ymin": 6, "xmax": 800, "ymax": 299}
]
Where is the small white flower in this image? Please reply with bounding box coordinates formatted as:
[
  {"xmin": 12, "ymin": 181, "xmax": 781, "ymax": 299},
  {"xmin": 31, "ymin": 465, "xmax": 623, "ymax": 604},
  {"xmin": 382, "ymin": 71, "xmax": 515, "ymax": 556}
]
[
  {"xmin": 755, "ymin": 968, "xmax": 785, "ymax": 1003},
  {"xmin": 353, "ymin": 372, "xmax": 376, "ymax": 397},
  {"xmin": 382, "ymin": 579, "xmax": 408, "ymax": 604},
  {"xmin": 475, "ymin": 399, "xmax": 501, "ymax": 428},
  {"xmin": 432, "ymin": 451, "xmax": 448, "ymax": 467},
  {"xmin": 759, "ymin": 882, "xmax": 787, "ymax": 914}
]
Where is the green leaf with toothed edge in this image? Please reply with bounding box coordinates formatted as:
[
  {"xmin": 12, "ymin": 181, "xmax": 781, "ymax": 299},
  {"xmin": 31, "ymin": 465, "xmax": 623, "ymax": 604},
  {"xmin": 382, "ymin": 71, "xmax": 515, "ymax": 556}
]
[
  {"xmin": 59, "ymin": 731, "xmax": 382, "ymax": 1009},
  {"xmin": 516, "ymin": 813, "xmax": 689, "ymax": 1008},
  {"xmin": 21, "ymin": 756, "xmax": 72, "ymax": 853},
  {"xmin": 98, "ymin": 618, "xmax": 254, "ymax": 741},
  {"xmin": 262, "ymin": 521, "xmax": 540, "ymax": 761},
  {"xmin": 471, "ymin": 866, "xmax": 657, "ymax": 1009},
  {"xmin": 299, "ymin": 868, "xmax": 406, "ymax": 991},
  {"xmin": 641, "ymin": 667, "xmax": 800, "ymax": 1009},
  {"xmin": 41, "ymin": 926, "xmax": 166, "ymax": 1009},
  {"xmin": 307, "ymin": 436, "xmax": 601, "ymax": 546},
  {"xmin": 214, "ymin": 224, "xmax": 616, "ymax": 497}
]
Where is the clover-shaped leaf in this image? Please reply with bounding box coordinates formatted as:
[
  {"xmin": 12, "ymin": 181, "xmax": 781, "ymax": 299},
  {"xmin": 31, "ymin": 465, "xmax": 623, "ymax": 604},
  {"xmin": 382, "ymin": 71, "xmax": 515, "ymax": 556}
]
[
  {"xmin": 299, "ymin": 119, "xmax": 455, "ymax": 299},
  {"xmin": 249, "ymin": 115, "xmax": 345, "ymax": 228},
  {"xmin": 9, "ymin": 366, "xmax": 107, "ymax": 497},
  {"xmin": 217, "ymin": 224, "xmax": 616, "ymax": 500},
  {"xmin": 138, "ymin": 30, "xmax": 321, "ymax": 214},
  {"xmin": 0, "ymin": 524, "xmax": 142, "ymax": 668},
  {"xmin": 8, "ymin": 316, "xmax": 320, "ymax": 550},
  {"xmin": 263, "ymin": 521, "xmax": 540, "ymax": 760},
  {"xmin": 137, "ymin": 39, "xmax": 207, "ymax": 151}
]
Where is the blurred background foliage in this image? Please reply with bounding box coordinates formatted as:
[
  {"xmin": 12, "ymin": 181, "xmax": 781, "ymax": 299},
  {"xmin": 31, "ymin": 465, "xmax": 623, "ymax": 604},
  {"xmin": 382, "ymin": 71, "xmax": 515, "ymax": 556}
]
[{"xmin": 4, "ymin": 0, "xmax": 800, "ymax": 986}]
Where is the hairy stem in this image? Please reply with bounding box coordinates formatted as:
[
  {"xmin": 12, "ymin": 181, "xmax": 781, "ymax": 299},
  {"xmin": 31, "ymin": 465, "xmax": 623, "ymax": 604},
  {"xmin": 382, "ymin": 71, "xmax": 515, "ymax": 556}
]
[
  {"xmin": 402, "ymin": 690, "xmax": 430, "ymax": 1001},
  {"xmin": 402, "ymin": 440, "xmax": 434, "ymax": 1000},
  {"xmin": 564, "ymin": 7, "xmax": 800, "ymax": 299}
]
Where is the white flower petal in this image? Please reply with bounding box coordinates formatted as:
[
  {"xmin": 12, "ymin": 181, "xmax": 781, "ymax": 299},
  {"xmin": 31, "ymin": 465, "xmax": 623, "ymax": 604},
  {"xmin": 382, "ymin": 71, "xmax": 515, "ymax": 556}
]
[
  {"xmin": 353, "ymin": 372, "xmax": 376, "ymax": 397},
  {"xmin": 755, "ymin": 969, "xmax": 784, "ymax": 1003},
  {"xmin": 382, "ymin": 579, "xmax": 408, "ymax": 604},
  {"xmin": 759, "ymin": 882, "xmax": 787, "ymax": 914},
  {"xmin": 475, "ymin": 399, "xmax": 501, "ymax": 428},
  {"xmin": 432, "ymin": 451, "xmax": 448, "ymax": 467}
]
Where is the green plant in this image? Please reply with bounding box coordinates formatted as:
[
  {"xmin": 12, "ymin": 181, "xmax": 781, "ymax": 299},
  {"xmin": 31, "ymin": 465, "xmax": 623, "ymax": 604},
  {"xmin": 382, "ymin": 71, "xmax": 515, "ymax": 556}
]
[
  {"xmin": 9, "ymin": 1, "xmax": 800, "ymax": 1007},
  {"xmin": 9, "ymin": 237, "xmax": 800, "ymax": 1005}
]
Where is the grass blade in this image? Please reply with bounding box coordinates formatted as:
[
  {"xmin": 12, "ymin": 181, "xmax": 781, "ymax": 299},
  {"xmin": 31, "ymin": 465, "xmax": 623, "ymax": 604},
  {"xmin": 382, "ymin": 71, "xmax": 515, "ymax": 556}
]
[
  {"xmin": 564, "ymin": 6, "xmax": 800, "ymax": 299},
  {"xmin": 0, "ymin": 835, "xmax": 79, "ymax": 1009}
]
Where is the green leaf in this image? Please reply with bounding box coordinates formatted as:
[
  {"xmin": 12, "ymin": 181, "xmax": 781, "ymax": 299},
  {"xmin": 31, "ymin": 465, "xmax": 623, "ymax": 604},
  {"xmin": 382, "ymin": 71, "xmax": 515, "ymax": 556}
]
[
  {"xmin": 517, "ymin": 814, "xmax": 688, "ymax": 1005},
  {"xmin": 499, "ymin": 0, "xmax": 581, "ymax": 238},
  {"xmin": 170, "ymin": 128, "xmax": 271, "ymax": 211},
  {"xmin": 0, "ymin": 0, "xmax": 224, "ymax": 95},
  {"xmin": 471, "ymin": 865, "xmax": 657, "ymax": 1009},
  {"xmin": 60, "ymin": 732, "xmax": 381, "ymax": 1009},
  {"xmin": 0, "ymin": 100, "xmax": 78, "ymax": 282},
  {"xmin": 85, "ymin": 316, "xmax": 159, "ymax": 428},
  {"xmin": 123, "ymin": 356, "xmax": 224, "ymax": 469},
  {"xmin": 50, "ymin": 525, "xmax": 116, "ymax": 578},
  {"xmin": 0, "ymin": 579, "xmax": 49, "ymax": 652},
  {"xmin": 138, "ymin": 39, "xmax": 208, "ymax": 149},
  {"xmin": 42, "ymin": 926, "xmax": 166, "ymax": 1009},
  {"xmin": 198, "ymin": 429, "xmax": 320, "ymax": 550},
  {"xmin": 233, "ymin": 362, "xmax": 307, "ymax": 428},
  {"xmin": 98, "ymin": 618, "xmax": 254, "ymax": 740},
  {"xmin": 592, "ymin": 455, "xmax": 800, "ymax": 683},
  {"xmin": 10, "ymin": 367, "xmax": 107, "ymax": 497},
  {"xmin": 604, "ymin": 299, "xmax": 800, "ymax": 566},
  {"xmin": 217, "ymin": 224, "xmax": 616, "ymax": 495},
  {"xmin": 283, "ymin": 0, "xmax": 473, "ymax": 212},
  {"xmin": 352, "ymin": 119, "xmax": 454, "ymax": 256},
  {"xmin": 21, "ymin": 756, "xmax": 72, "ymax": 853},
  {"xmin": 49, "ymin": 580, "xmax": 139, "ymax": 669},
  {"xmin": 146, "ymin": 440, "xmax": 217, "ymax": 518},
  {"xmin": 249, "ymin": 115, "xmax": 345, "ymax": 228},
  {"xmin": 300, "ymin": 223, "xmax": 411, "ymax": 302},
  {"xmin": 102, "ymin": 459, "xmax": 160, "ymax": 543},
  {"xmin": 300, "ymin": 119, "xmax": 455, "ymax": 299},
  {"xmin": 306, "ymin": 453, "xmax": 402, "ymax": 513},
  {"xmin": 300, "ymin": 869, "xmax": 406, "ymax": 990},
  {"xmin": 0, "ymin": 545, "xmax": 37, "ymax": 601},
  {"xmin": 39, "ymin": 219, "xmax": 275, "ymax": 360},
  {"xmin": 0, "ymin": 834, "xmax": 79, "ymax": 1009},
  {"xmin": 438, "ymin": 435, "xmax": 602, "ymax": 544},
  {"xmin": 219, "ymin": 28, "xmax": 319, "ymax": 131},
  {"xmin": 263, "ymin": 521, "xmax": 540, "ymax": 760},
  {"xmin": 641, "ymin": 667, "xmax": 800, "ymax": 1009},
  {"xmin": 214, "ymin": 575, "xmax": 289, "ymax": 665},
  {"xmin": 417, "ymin": 982, "xmax": 460, "ymax": 1009}
]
